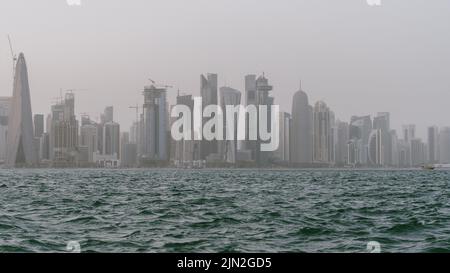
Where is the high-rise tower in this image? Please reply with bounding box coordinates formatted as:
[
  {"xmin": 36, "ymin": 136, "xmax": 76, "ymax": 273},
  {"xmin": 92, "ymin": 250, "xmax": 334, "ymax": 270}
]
[
  {"xmin": 427, "ymin": 126, "xmax": 439, "ymax": 164},
  {"xmin": 219, "ymin": 86, "xmax": 241, "ymax": 164},
  {"xmin": 0, "ymin": 97, "xmax": 11, "ymax": 163},
  {"xmin": 6, "ymin": 53, "xmax": 37, "ymax": 167},
  {"xmin": 313, "ymin": 101, "xmax": 333, "ymax": 164},
  {"xmin": 290, "ymin": 83, "xmax": 313, "ymax": 166},
  {"xmin": 243, "ymin": 74, "xmax": 274, "ymax": 166},
  {"xmin": 141, "ymin": 84, "xmax": 168, "ymax": 161},
  {"xmin": 200, "ymin": 73, "xmax": 218, "ymax": 160}
]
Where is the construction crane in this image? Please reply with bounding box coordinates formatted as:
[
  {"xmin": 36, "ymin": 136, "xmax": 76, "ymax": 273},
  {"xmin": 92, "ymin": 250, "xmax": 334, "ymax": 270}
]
[
  {"xmin": 7, "ymin": 35, "xmax": 17, "ymax": 78},
  {"xmin": 148, "ymin": 77, "xmax": 173, "ymax": 89}
]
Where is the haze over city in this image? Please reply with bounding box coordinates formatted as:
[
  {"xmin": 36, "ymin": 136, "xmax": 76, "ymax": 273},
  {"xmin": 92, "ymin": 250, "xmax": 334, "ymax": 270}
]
[
  {"xmin": 4, "ymin": 0, "xmax": 450, "ymax": 257},
  {"xmin": 1, "ymin": 0, "xmax": 450, "ymax": 137}
]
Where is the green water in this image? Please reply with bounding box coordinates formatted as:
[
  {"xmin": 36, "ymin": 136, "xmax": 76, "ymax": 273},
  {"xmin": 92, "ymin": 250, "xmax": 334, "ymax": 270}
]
[{"xmin": 1, "ymin": 169, "xmax": 450, "ymax": 253}]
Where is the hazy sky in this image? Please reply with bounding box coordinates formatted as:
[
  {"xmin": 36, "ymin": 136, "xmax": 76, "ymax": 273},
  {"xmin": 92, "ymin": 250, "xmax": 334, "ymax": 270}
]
[{"xmin": 1, "ymin": 0, "xmax": 449, "ymax": 138}]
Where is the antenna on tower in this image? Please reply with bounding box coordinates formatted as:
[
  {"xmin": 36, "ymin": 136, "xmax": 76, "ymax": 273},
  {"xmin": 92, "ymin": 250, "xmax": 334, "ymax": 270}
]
[{"xmin": 7, "ymin": 35, "xmax": 17, "ymax": 78}]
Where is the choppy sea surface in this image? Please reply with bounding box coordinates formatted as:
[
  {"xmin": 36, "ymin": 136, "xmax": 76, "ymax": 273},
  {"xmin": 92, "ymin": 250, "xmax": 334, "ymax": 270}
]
[{"xmin": 1, "ymin": 169, "xmax": 450, "ymax": 253}]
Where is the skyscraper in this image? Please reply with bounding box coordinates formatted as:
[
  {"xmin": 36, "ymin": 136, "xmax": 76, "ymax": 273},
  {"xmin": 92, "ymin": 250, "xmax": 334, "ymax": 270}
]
[
  {"xmin": 174, "ymin": 94, "xmax": 201, "ymax": 167},
  {"xmin": 141, "ymin": 84, "xmax": 168, "ymax": 162},
  {"xmin": 91, "ymin": 117, "xmax": 120, "ymax": 168},
  {"xmin": 48, "ymin": 104, "xmax": 61, "ymax": 161},
  {"xmin": 96, "ymin": 122, "xmax": 104, "ymax": 155},
  {"xmin": 427, "ymin": 126, "xmax": 439, "ymax": 164},
  {"xmin": 313, "ymin": 101, "xmax": 332, "ymax": 164},
  {"xmin": 103, "ymin": 121, "xmax": 120, "ymax": 158},
  {"xmin": 290, "ymin": 84, "xmax": 313, "ymax": 166},
  {"xmin": 439, "ymin": 127, "xmax": 450, "ymax": 164},
  {"xmin": 373, "ymin": 112, "xmax": 391, "ymax": 166},
  {"xmin": 390, "ymin": 130, "xmax": 400, "ymax": 167},
  {"xmin": 80, "ymin": 124, "xmax": 98, "ymax": 162},
  {"xmin": 243, "ymin": 74, "xmax": 257, "ymax": 159},
  {"xmin": 403, "ymin": 124, "xmax": 416, "ymax": 143},
  {"xmin": 32, "ymin": 114, "xmax": 44, "ymax": 162},
  {"xmin": 40, "ymin": 133, "xmax": 50, "ymax": 161},
  {"xmin": 101, "ymin": 106, "xmax": 114, "ymax": 124},
  {"xmin": 245, "ymin": 75, "xmax": 257, "ymax": 107},
  {"xmin": 368, "ymin": 129, "xmax": 383, "ymax": 166},
  {"xmin": 97, "ymin": 106, "xmax": 114, "ymax": 154},
  {"xmin": 120, "ymin": 132, "xmax": 136, "ymax": 167},
  {"xmin": 335, "ymin": 120, "xmax": 349, "ymax": 167},
  {"xmin": 130, "ymin": 121, "xmax": 139, "ymax": 145},
  {"xmin": 34, "ymin": 114, "xmax": 44, "ymax": 138},
  {"xmin": 201, "ymin": 73, "xmax": 218, "ymax": 160},
  {"xmin": 0, "ymin": 97, "xmax": 11, "ymax": 163},
  {"xmin": 6, "ymin": 53, "xmax": 37, "ymax": 167},
  {"xmin": 255, "ymin": 75, "xmax": 275, "ymax": 165},
  {"xmin": 397, "ymin": 140, "xmax": 411, "ymax": 168},
  {"xmin": 121, "ymin": 142, "xmax": 137, "ymax": 168},
  {"xmin": 373, "ymin": 112, "xmax": 390, "ymax": 132},
  {"xmin": 410, "ymin": 138, "xmax": 426, "ymax": 167},
  {"xmin": 402, "ymin": 124, "xmax": 416, "ymax": 166},
  {"xmin": 219, "ymin": 86, "xmax": 241, "ymax": 164},
  {"xmin": 49, "ymin": 93, "xmax": 79, "ymax": 166},
  {"xmin": 329, "ymin": 111, "xmax": 336, "ymax": 164},
  {"xmin": 349, "ymin": 115, "xmax": 372, "ymax": 166},
  {"xmin": 275, "ymin": 112, "xmax": 291, "ymax": 163},
  {"xmin": 242, "ymin": 74, "xmax": 274, "ymax": 166}
]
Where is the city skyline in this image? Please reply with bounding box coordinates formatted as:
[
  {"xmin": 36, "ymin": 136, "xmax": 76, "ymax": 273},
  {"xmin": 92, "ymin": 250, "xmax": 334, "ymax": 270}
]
[
  {"xmin": 0, "ymin": 67, "xmax": 444, "ymax": 141},
  {"xmin": 2, "ymin": 65, "xmax": 446, "ymax": 146},
  {"xmin": 1, "ymin": 53, "xmax": 449, "ymax": 168},
  {"xmin": 1, "ymin": 1, "xmax": 450, "ymax": 137}
]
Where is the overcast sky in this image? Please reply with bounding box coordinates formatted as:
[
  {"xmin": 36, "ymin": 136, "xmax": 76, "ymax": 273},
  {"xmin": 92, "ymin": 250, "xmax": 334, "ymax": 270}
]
[{"xmin": 1, "ymin": 0, "xmax": 449, "ymax": 138}]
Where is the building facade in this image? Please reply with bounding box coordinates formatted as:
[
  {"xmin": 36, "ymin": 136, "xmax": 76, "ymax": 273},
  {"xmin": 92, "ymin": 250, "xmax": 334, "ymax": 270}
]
[
  {"xmin": 427, "ymin": 126, "xmax": 439, "ymax": 164},
  {"xmin": 290, "ymin": 85, "xmax": 313, "ymax": 166},
  {"xmin": 80, "ymin": 124, "xmax": 98, "ymax": 163},
  {"xmin": 0, "ymin": 97, "xmax": 11, "ymax": 163},
  {"xmin": 141, "ymin": 85, "xmax": 168, "ymax": 162},
  {"xmin": 219, "ymin": 86, "xmax": 241, "ymax": 164},
  {"xmin": 6, "ymin": 53, "xmax": 37, "ymax": 167},
  {"xmin": 49, "ymin": 93, "xmax": 79, "ymax": 166},
  {"xmin": 313, "ymin": 101, "xmax": 333, "ymax": 165},
  {"xmin": 275, "ymin": 112, "xmax": 291, "ymax": 163},
  {"xmin": 200, "ymin": 73, "xmax": 219, "ymax": 160}
]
